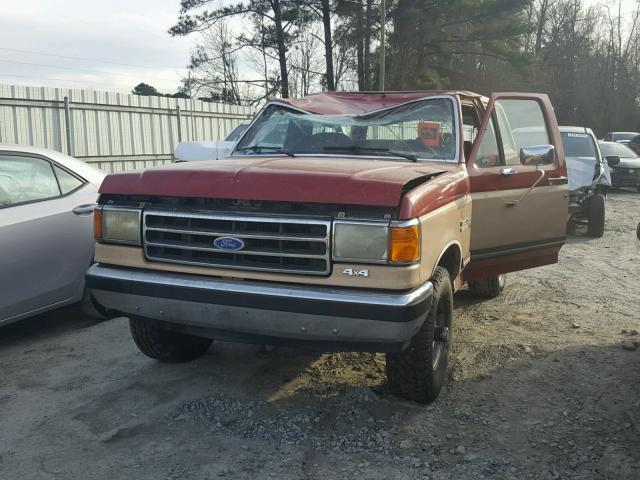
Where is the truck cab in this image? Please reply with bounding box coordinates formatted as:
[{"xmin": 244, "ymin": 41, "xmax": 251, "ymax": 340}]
[{"xmin": 87, "ymin": 91, "xmax": 568, "ymax": 403}]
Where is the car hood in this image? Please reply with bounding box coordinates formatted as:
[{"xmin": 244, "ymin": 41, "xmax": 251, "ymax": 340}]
[
  {"xmin": 566, "ymin": 156, "xmax": 611, "ymax": 191},
  {"xmin": 99, "ymin": 156, "xmax": 454, "ymax": 206},
  {"xmin": 614, "ymin": 158, "xmax": 640, "ymax": 169}
]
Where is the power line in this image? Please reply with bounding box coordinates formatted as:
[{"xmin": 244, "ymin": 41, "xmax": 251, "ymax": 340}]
[
  {"xmin": 0, "ymin": 72, "xmax": 137, "ymax": 90},
  {"xmin": 0, "ymin": 47, "xmax": 185, "ymax": 71},
  {"xmin": 0, "ymin": 59, "xmax": 183, "ymax": 84}
]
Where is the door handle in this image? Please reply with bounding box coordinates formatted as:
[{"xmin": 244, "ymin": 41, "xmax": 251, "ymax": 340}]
[
  {"xmin": 500, "ymin": 167, "xmax": 517, "ymax": 176},
  {"xmin": 72, "ymin": 204, "xmax": 97, "ymax": 216},
  {"xmin": 548, "ymin": 176, "xmax": 568, "ymax": 185}
]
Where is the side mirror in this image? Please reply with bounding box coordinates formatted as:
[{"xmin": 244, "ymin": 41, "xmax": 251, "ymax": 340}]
[
  {"xmin": 520, "ymin": 144, "xmax": 555, "ymax": 166},
  {"xmin": 605, "ymin": 155, "xmax": 620, "ymax": 166}
]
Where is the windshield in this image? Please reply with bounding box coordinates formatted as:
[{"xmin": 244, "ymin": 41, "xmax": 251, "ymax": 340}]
[
  {"xmin": 599, "ymin": 141, "xmax": 638, "ymax": 158},
  {"xmin": 225, "ymin": 123, "xmax": 249, "ymax": 142},
  {"xmin": 234, "ymin": 97, "xmax": 457, "ymax": 162},
  {"xmin": 560, "ymin": 132, "xmax": 598, "ymax": 158},
  {"xmin": 612, "ymin": 132, "xmax": 639, "ymax": 141}
]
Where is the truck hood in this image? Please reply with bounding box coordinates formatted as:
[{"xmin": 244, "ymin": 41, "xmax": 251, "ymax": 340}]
[
  {"xmin": 99, "ymin": 157, "xmax": 454, "ymax": 206},
  {"xmin": 566, "ymin": 156, "xmax": 611, "ymax": 191}
]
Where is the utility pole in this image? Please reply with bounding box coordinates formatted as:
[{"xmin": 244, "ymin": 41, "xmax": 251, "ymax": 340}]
[{"xmin": 379, "ymin": 0, "xmax": 386, "ymax": 91}]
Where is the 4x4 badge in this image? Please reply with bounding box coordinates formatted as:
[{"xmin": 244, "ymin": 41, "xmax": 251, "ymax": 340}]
[{"xmin": 342, "ymin": 268, "xmax": 369, "ymax": 277}]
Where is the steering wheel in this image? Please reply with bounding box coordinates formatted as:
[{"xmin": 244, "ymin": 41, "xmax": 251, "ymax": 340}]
[{"xmin": 411, "ymin": 139, "xmax": 437, "ymax": 157}]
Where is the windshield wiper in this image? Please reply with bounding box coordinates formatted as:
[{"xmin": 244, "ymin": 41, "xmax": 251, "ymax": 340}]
[
  {"xmin": 235, "ymin": 145, "xmax": 295, "ymax": 157},
  {"xmin": 323, "ymin": 145, "xmax": 417, "ymax": 162}
]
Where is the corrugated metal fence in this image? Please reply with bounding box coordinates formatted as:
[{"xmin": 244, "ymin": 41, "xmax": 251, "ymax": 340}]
[{"xmin": 0, "ymin": 84, "xmax": 254, "ymax": 172}]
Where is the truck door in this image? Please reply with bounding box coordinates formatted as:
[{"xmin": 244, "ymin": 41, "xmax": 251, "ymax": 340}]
[{"xmin": 463, "ymin": 93, "xmax": 568, "ymax": 280}]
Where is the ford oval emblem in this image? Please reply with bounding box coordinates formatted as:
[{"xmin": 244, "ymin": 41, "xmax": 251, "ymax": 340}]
[{"xmin": 213, "ymin": 236, "xmax": 246, "ymax": 251}]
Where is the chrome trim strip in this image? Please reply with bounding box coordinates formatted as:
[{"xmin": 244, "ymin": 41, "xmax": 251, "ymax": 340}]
[
  {"xmin": 88, "ymin": 264, "xmax": 433, "ymax": 308},
  {"xmin": 145, "ymin": 241, "xmax": 327, "ymax": 258},
  {"xmin": 145, "ymin": 226, "xmax": 327, "ymax": 242}
]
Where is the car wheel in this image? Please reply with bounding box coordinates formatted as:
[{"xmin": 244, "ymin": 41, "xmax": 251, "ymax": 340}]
[
  {"xmin": 129, "ymin": 317, "xmax": 213, "ymax": 362},
  {"xmin": 587, "ymin": 193, "xmax": 606, "ymax": 237},
  {"xmin": 385, "ymin": 266, "xmax": 453, "ymax": 404},
  {"xmin": 467, "ymin": 274, "xmax": 506, "ymax": 299}
]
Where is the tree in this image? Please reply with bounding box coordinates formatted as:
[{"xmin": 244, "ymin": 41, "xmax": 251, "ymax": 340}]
[
  {"xmin": 170, "ymin": 0, "xmax": 313, "ymax": 98},
  {"xmin": 187, "ymin": 20, "xmax": 243, "ymax": 105},
  {"xmin": 132, "ymin": 82, "xmax": 190, "ymax": 98},
  {"xmin": 386, "ymin": 0, "xmax": 530, "ymax": 90},
  {"xmin": 132, "ymin": 82, "xmax": 161, "ymax": 96}
]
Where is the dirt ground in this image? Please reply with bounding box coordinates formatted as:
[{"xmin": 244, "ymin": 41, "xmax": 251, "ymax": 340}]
[{"xmin": 1, "ymin": 192, "xmax": 639, "ymax": 480}]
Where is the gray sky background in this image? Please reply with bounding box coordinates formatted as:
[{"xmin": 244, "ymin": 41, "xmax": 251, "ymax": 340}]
[{"xmin": 0, "ymin": 0, "xmax": 637, "ymax": 95}]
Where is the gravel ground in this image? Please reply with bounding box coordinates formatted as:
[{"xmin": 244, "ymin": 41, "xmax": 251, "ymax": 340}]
[{"xmin": 1, "ymin": 191, "xmax": 639, "ymax": 480}]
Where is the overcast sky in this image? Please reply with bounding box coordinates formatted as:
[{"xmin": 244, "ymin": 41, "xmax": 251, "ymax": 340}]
[
  {"xmin": 0, "ymin": 0, "xmax": 195, "ymax": 93},
  {"xmin": 0, "ymin": 0, "xmax": 636, "ymax": 95}
]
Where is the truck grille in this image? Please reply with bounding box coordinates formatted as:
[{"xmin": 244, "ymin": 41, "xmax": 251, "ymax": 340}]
[{"xmin": 143, "ymin": 211, "xmax": 331, "ymax": 275}]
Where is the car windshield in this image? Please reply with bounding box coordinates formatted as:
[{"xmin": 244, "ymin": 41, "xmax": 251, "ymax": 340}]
[
  {"xmin": 599, "ymin": 141, "xmax": 638, "ymax": 158},
  {"xmin": 612, "ymin": 132, "xmax": 639, "ymax": 141},
  {"xmin": 560, "ymin": 132, "xmax": 597, "ymax": 158},
  {"xmin": 234, "ymin": 97, "xmax": 457, "ymax": 162},
  {"xmin": 225, "ymin": 123, "xmax": 249, "ymax": 142}
]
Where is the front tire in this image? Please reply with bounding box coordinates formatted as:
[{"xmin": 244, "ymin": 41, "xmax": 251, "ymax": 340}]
[
  {"xmin": 468, "ymin": 274, "xmax": 506, "ymax": 299},
  {"xmin": 129, "ymin": 317, "xmax": 213, "ymax": 362},
  {"xmin": 587, "ymin": 193, "xmax": 605, "ymax": 237},
  {"xmin": 386, "ymin": 266, "xmax": 453, "ymax": 403}
]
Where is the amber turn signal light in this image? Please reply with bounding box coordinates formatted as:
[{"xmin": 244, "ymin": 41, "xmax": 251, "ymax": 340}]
[
  {"xmin": 389, "ymin": 223, "xmax": 420, "ymax": 263},
  {"xmin": 93, "ymin": 206, "xmax": 103, "ymax": 240}
]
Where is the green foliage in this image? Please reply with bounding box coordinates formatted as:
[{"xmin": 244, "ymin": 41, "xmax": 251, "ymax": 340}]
[
  {"xmin": 386, "ymin": 0, "xmax": 530, "ymax": 90},
  {"xmin": 132, "ymin": 82, "xmax": 190, "ymax": 99}
]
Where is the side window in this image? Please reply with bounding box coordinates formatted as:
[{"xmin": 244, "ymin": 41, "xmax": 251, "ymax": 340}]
[
  {"xmin": 461, "ymin": 104, "xmax": 479, "ymax": 137},
  {"xmin": 0, "ymin": 154, "xmax": 61, "ymax": 207},
  {"xmin": 494, "ymin": 99, "xmax": 550, "ymax": 166},
  {"xmin": 53, "ymin": 165, "xmax": 84, "ymax": 194},
  {"xmin": 474, "ymin": 118, "xmax": 502, "ymax": 167}
]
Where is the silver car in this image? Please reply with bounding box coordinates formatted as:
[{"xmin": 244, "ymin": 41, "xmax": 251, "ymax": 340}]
[{"xmin": 0, "ymin": 145, "xmax": 105, "ymax": 325}]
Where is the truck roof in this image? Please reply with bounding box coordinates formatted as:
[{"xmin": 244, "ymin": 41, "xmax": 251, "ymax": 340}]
[{"xmin": 271, "ymin": 90, "xmax": 483, "ymax": 115}]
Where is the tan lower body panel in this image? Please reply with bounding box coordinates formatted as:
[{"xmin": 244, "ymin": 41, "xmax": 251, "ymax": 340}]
[
  {"xmin": 419, "ymin": 194, "xmax": 472, "ymax": 279},
  {"xmin": 95, "ymin": 197, "xmax": 472, "ymax": 292},
  {"xmin": 95, "ymin": 244, "xmax": 422, "ymax": 290}
]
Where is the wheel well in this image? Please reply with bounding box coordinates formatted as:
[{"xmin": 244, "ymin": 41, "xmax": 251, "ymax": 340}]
[{"xmin": 436, "ymin": 244, "xmax": 462, "ymax": 281}]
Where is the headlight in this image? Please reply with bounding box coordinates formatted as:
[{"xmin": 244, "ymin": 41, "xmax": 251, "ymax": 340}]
[
  {"xmin": 94, "ymin": 206, "xmax": 141, "ymax": 245},
  {"xmin": 333, "ymin": 221, "xmax": 389, "ymax": 262},
  {"xmin": 332, "ymin": 220, "xmax": 420, "ymax": 264}
]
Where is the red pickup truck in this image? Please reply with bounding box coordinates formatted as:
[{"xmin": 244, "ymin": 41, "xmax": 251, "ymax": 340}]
[{"xmin": 87, "ymin": 91, "xmax": 568, "ymax": 403}]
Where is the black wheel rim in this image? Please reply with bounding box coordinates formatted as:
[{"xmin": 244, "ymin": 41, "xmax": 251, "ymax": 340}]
[{"xmin": 432, "ymin": 296, "xmax": 451, "ymax": 370}]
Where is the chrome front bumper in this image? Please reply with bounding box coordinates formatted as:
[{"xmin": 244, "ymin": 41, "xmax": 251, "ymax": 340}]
[{"xmin": 86, "ymin": 264, "xmax": 433, "ymax": 352}]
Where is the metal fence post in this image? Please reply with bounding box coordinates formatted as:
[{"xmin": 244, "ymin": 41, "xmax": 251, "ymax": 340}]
[
  {"xmin": 176, "ymin": 105, "xmax": 183, "ymax": 142},
  {"xmin": 63, "ymin": 96, "xmax": 73, "ymax": 155}
]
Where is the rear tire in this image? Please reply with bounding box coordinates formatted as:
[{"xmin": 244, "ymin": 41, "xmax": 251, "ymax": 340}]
[
  {"xmin": 129, "ymin": 317, "xmax": 213, "ymax": 362},
  {"xmin": 587, "ymin": 193, "xmax": 605, "ymax": 238},
  {"xmin": 386, "ymin": 266, "xmax": 453, "ymax": 403},
  {"xmin": 468, "ymin": 274, "xmax": 506, "ymax": 299}
]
